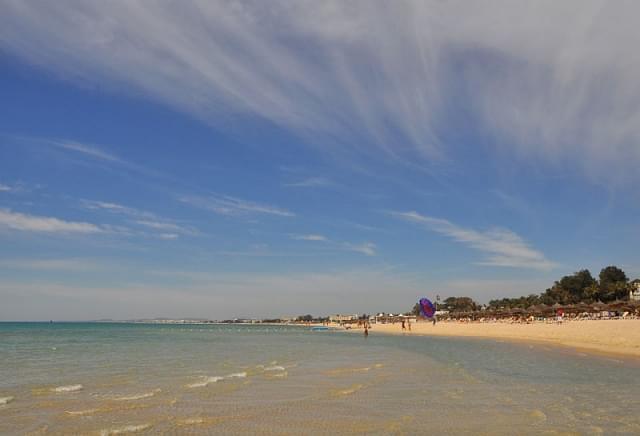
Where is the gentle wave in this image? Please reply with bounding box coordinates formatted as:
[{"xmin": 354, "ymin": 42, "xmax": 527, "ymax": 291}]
[
  {"xmin": 0, "ymin": 396, "xmax": 14, "ymax": 405},
  {"xmin": 113, "ymin": 389, "xmax": 161, "ymax": 401},
  {"xmin": 186, "ymin": 376, "xmax": 224, "ymax": 388},
  {"xmin": 53, "ymin": 384, "xmax": 83, "ymax": 393},
  {"xmin": 100, "ymin": 424, "xmax": 151, "ymax": 435},
  {"xmin": 529, "ymin": 409, "xmax": 548, "ymax": 423},
  {"xmin": 264, "ymin": 365, "xmax": 286, "ymax": 372},
  {"xmin": 66, "ymin": 408, "xmax": 99, "ymax": 416},
  {"xmin": 334, "ymin": 383, "xmax": 364, "ymax": 396},
  {"xmin": 326, "ymin": 367, "xmax": 371, "ymax": 376},
  {"xmin": 176, "ymin": 417, "xmax": 205, "ymax": 426},
  {"xmin": 226, "ymin": 372, "xmax": 247, "ymax": 378}
]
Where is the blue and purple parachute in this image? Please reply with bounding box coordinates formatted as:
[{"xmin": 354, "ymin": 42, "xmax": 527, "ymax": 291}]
[{"xmin": 419, "ymin": 298, "xmax": 436, "ymax": 318}]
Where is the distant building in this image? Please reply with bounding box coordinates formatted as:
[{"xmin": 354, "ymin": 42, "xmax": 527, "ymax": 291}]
[
  {"xmin": 330, "ymin": 314, "xmax": 358, "ymax": 323},
  {"xmin": 630, "ymin": 282, "xmax": 640, "ymax": 301},
  {"xmin": 279, "ymin": 316, "xmax": 296, "ymax": 323}
]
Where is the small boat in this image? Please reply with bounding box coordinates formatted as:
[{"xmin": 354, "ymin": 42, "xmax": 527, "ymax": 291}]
[{"xmin": 311, "ymin": 326, "xmax": 330, "ymax": 331}]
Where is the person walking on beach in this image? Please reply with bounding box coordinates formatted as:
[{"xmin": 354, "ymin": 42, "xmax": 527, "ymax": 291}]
[
  {"xmin": 401, "ymin": 319, "xmax": 406, "ymax": 331},
  {"xmin": 407, "ymin": 319, "xmax": 411, "ymax": 331}
]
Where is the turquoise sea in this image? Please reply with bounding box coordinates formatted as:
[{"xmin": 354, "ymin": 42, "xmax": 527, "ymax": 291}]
[{"xmin": 1, "ymin": 322, "xmax": 640, "ymax": 434}]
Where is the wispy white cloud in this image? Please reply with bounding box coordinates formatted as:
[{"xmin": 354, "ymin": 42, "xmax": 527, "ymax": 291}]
[
  {"xmin": 9, "ymin": 136, "xmax": 163, "ymax": 179},
  {"xmin": 392, "ymin": 211, "xmax": 555, "ymax": 270},
  {"xmin": 290, "ymin": 233, "xmax": 376, "ymax": 256},
  {"xmin": 342, "ymin": 242, "xmax": 377, "ymax": 257},
  {"xmin": 291, "ymin": 234, "xmax": 327, "ymax": 241},
  {"xmin": 284, "ymin": 177, "xmax": 333, "ymax": 188},
  {"xmin": 0, "ymin": 208, "xmax": 103, "ymax": 234},
  {"xmin": 82, "ymin": 199, "xmax": 197, "ymax": 237},
  {"xmin": 0, "ymin": 182, "xmax": 35, "ymax": 194},
  {"xmin": 135, "ymin": 220, "xmax": 186, "ymax": 233},
  {"xmin": 51, "ymin": 140, "xmax": 121, "ymax": 163},
  {"xmin": 158, "ymin": 233, "xmax": 179, "ymax": 240},
  {"xmin": 82, "ymin": 200, "xmax": 148, "ymax": 217},
  {"xmin": 1, "ymin": 2, "xmax": 639, "ymax": 182},
  {"xmin": 180, "ymin": 194, "xmax": 294, "ymax": 218}
]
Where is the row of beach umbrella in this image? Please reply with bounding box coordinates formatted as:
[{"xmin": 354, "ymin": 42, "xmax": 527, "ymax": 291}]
[{"xmin": 442, "ymin": 300, "xmax": 640, "ymax": 318}]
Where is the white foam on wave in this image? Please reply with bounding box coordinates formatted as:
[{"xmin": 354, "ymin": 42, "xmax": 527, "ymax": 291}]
[
  {"xmin": 99, "ymin": 424, "xmax": 151, "ymax": 435},
  {"xmin": 177, "ymin": 417, "xmax": 205, "ymax": 426},
  {"xmin": 226, "ymin": 372, "xmax": 247, "ymax": 378},
  {"xmin": 264, "ymin": 365, "xmax": 285, "ymax": 372},
  {"xmin": 53, "ymin": 384, "xmax": 83, "ymax": 393},
  {"xmin": 113, "ymin": 389, "xmax": 161, "ymax": 401},
  {"xmin": 186, "ymin": 376, "xmax": 224, "ymax": 388},
  {"xmin": 66, "ymin": 408, "xmax": 99, "ymax": 416},
  {"xmin": 0, "ymin": 396, "xmax": 14, "ymax": 405}
]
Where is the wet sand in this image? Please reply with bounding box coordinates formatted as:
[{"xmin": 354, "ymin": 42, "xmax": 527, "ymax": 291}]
[{"xmin": 350, "ymin": 319, "xmax": 640, "ymax": 358}]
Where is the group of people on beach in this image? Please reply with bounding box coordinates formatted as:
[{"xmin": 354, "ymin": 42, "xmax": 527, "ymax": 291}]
[
  {"xmin": 400, "ymin": 318, "xmax": 412, "ymax": 331},
  {"xmin": 362, "ymin": 316, "xmax": 439, "ymax": 337}
]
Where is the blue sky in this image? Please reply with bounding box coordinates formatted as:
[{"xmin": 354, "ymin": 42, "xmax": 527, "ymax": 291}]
[{"xmin": 1, "ymin": 1, "xmax": 639, "ymax": 320}]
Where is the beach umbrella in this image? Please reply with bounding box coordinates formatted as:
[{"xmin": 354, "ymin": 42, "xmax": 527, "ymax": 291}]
[{"xmin": 530, "ymin": 304, "xmax": 550, "ymax": 315}]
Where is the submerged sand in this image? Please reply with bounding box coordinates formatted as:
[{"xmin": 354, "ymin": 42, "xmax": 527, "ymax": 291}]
[{"xmin": 347, "ymin": 319, "xmax": 640, "ymax": 358}]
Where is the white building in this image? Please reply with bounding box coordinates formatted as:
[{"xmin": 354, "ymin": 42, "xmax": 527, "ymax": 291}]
[
  {"xmin": 330, "ymin": 314, "xmax": 358, "ymax": 323},
  {"xmin": 630, "ymin": 282, "xmax": 640, "ymax": 301}
]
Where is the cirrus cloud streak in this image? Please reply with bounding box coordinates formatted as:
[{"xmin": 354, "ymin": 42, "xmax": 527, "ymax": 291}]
[
  {"xmin": 392, "ymin": 211, "xmax": 555, "ymax": 270},
  {"xmin": 0, "ymin": 208, "xmax": 103, "ymax": 234},
  {"xmin": 1, "ymin": 1, "xmax": 639, "ymax": 181},
  {"xmin": 180, "ymin": 194, "xmax": 294, "ymax": 218}
]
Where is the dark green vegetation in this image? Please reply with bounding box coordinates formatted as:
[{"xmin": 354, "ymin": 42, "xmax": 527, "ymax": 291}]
[
  {"xmin": 489, "ymin": 266, "xmax": 637, "ymax": 310},
  {"xmin": 412, "ymin": 266, "xmax": 639, "ymax": 313}
]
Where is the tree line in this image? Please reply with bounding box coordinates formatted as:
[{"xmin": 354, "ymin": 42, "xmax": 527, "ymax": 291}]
[{"xmin": 413, "ymin": 266, "xmax": 639, "ymax": 313}]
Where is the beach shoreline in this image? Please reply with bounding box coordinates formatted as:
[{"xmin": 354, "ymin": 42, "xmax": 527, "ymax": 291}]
[{"xmin": 338, "ymin": 319, "xmax": 640, "ymax": 359}]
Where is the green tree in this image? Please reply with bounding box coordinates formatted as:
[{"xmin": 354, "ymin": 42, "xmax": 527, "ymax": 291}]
[
  {"xmin": 599, "ymin": 266, "xmax": 628, "ymax": 302},
  {"xmin": 443, "ymin": 296, "xmax": 479, "ymax": 312},
  {"xmin": 539, "ymin": 269, "xmax": 597, "ymax": 305},
  {"xmin": 559, "ymin": 269, "xmax": 597, "ymax": 302},
  {"xmin": 583, "ymin": 283, "xmax": 600, "ymax": 302}
]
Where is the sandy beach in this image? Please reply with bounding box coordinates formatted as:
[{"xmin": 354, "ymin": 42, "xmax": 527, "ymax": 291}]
[{"xmin": 345, "ymin": 319, "xmax": 640, "ymax": 358}]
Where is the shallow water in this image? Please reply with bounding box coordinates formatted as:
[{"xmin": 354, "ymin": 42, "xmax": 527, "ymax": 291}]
[{"xmin": 1, "ymin": 322, "xmax": 639, "ymax": 434}]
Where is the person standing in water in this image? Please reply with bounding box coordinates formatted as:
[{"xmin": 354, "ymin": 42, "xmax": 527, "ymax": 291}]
[{"xmin": 364, "ymin": 325, "xmax": 369, "ymax": 337}]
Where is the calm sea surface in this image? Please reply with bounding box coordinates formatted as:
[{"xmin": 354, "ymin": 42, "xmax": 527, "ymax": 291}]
[{"xmin": 1, "ymin": 322, "xmax": 639, "ymax": 435}]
